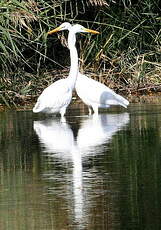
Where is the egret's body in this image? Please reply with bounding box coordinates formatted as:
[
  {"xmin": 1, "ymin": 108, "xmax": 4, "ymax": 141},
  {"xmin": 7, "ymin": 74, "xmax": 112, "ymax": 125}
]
[
  {"xmin": 33, "ymin": 78, "xmax": 72, "ymax": 115},
  {"xmin": 33, "ymin": 23, "xmax": 98, "ymax": 119},
  {"xmin": 63, "ymin": 24, "xmax": 129, "ymax": 115},
  {"xmin": 33, "ymin": 23, "xmax": 78, "ymax": 119},
  {"xmin": 76, "ymin": 72, "xmax": 129, "ymax": 115}
]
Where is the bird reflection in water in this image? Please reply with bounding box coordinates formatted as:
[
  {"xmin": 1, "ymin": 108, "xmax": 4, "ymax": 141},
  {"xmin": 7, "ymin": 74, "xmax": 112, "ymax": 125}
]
[
  {"xmin": 34, "ymin": 118, "xmax": 83, "ymax": 223},
  {"xmin": 34, "ymin": 119, "xmax": 74, "ymax": 154},
  {"xmin": 77, "ymin": 113, "xmax": 129, "ymax": 155},
  {"xmin": 34, "ymin": 113, "xmax": 129, "ymax": 227}
]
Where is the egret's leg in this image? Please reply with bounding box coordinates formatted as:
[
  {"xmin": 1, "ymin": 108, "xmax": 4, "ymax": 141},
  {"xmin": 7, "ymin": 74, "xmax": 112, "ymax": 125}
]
[
  {"xmin": 60, "ymin": 107, "xmax": 66, "ymax": 122},
  {"xmin": 93, "ymin": 106, "xmax": 98, "ymax": 116},
  {"xmin": 88, "ymin": 106, "xmax": 92, "ymax": 116},
  {"xmin": 60, "ymin": 107, "xmax": 66, "ymax": 116},
  {"xmin": 60, "ymin": 116, "xmax": 66, "ymax": 123}
]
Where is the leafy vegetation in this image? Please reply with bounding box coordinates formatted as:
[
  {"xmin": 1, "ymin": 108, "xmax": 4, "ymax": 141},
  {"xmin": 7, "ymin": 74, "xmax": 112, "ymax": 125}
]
[{"xmin": 0, "ymin": 0, "xmax": 161, "ymax": 106}]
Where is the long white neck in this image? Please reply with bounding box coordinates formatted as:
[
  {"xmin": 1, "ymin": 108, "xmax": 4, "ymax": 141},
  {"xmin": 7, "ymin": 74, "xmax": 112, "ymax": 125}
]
[{"xmin": 67, "ymin": 30, "xmax": 78, "ymax": 89}]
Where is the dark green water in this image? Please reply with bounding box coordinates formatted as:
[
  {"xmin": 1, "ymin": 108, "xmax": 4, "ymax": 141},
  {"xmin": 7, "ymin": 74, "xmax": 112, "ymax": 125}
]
[{"xmin": 0, "ymin": 104, "xmax": 161, "ymax": 230}]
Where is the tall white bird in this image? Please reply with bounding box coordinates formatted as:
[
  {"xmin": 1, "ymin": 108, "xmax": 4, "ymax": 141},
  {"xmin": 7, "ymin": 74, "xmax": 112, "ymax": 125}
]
[
  {"xmin": 49, "ymin": 22, "xmax": 129, "ymax": 115},
  {"xmin": 33, "ymin": 22, "xmax": 99, "ymax": 120},
  {"xmin": 76, "ymin": 72, "xmax": 129, "ymax": 115}
]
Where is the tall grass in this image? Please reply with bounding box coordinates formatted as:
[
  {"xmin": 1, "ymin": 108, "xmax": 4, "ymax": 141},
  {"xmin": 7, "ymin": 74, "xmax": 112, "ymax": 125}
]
[
  {"xmin": 81, "ymin": 1, "xmax": 161, "ymax": 83},
  {"xmin": 0, "ymin": 0, "xmax": 161, "ymax": 105}
]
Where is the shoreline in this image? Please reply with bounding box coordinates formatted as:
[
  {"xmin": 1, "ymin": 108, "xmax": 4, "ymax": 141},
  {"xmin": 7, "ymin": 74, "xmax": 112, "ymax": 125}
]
[{"xmin": 1, "ymin": 92, "xmax": 161, "ymax": 112}]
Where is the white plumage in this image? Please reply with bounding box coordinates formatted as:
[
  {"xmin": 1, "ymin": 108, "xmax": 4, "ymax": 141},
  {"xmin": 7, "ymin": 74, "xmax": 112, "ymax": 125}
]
[
  {"xmin": 34, "ymin": 22, "xmax": 129, "ymax": 117},
  {"xmin": 33, "ymin": 23, "xmax": 77, "ymax": 119},
  {"xmin": 33, "ymin": 23, "xmax": 99, "ymax": 119},
  {"xmin": 76, "ymin": 72, "xmax": 129, "ymax": 115},
  {"xmin": 64, "ymin": 23, "xmax": 129, "ymax": 115},
  {"xmin": 33, "ymin": 79, "xmax": 72, "ymax": 115}
]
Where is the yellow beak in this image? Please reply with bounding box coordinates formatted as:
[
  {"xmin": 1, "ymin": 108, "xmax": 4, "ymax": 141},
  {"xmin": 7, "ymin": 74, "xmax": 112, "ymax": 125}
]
[
  {"xmin": 83, "ymin": 28, "xmax": 100, "ymax": 34},
  {"xmin": 47, "ymin": 26, "xmax": 61, "ymax": 35},
  {"xmin": 48, "ymin": 26, "xmax": 100, "ymax": 35}
]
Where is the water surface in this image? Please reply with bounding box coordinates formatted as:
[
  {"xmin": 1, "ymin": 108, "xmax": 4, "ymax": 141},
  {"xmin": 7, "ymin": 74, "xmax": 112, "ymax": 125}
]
[{"xmin": 0, "ymin": 104, "xmax": 161, "ymax": 230}]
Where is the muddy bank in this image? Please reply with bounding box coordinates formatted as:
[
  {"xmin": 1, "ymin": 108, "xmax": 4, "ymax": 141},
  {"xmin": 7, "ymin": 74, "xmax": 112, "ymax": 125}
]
[{"xmin": 0, "ymin": 92, "xmax": 161, "ymax": 113}]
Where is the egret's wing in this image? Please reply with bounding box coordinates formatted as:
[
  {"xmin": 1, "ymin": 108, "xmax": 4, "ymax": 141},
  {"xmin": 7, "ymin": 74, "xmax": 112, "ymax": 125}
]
[
  {"xmin": 76, "ymin": 74, "xmax": 129, "ymax": 107},
  {"xmin": 76, "ymin": 74, "xmax": 114, "ymax": 102},
  {"xmin": 33, "ymin": 79, "xmax": 72, "ymax": 113}
]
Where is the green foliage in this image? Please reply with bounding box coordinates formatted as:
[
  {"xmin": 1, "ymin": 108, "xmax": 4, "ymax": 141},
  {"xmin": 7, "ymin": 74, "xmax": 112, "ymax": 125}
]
[
  {"xmin": 85, "ymin": 1, "xmax": 161, "ymax": 77},
  {"xmin": 0, "ymin": 0, "xmax": 48, "ymax": 73},
  {"xmin": 0, "ymin": 0, "xmax": 161, "ymax": 106}
]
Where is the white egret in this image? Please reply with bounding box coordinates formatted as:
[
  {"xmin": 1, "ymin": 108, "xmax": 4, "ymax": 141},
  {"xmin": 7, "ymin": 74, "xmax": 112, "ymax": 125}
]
[
  {"xmin": 50, "ymin": 22, "xmax": 129, "ymax": 115},
  {"xmin": 76, "ymin": 72, "xmax": 129, "ymax": 115},
  {"xmin": 33, "ymin": 22, "xmax": 99, "ymax": 120}
]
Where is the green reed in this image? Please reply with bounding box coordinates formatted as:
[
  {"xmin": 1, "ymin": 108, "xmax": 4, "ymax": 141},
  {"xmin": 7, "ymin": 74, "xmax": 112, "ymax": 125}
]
[{"xmin": 0, "ymin": 0, "xmax": 161, "ymax": 106}]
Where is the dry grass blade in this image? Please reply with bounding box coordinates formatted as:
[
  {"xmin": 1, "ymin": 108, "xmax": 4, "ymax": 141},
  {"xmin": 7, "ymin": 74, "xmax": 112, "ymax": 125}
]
[
  {"xmin": 87, "ymin": 0, "xmax": 109, "ymax": 6},
  {"xmin": 0, "ymin": 0, "xmax": 161, "ymax": 106}
]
